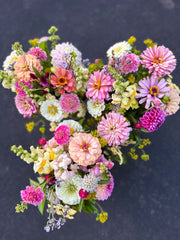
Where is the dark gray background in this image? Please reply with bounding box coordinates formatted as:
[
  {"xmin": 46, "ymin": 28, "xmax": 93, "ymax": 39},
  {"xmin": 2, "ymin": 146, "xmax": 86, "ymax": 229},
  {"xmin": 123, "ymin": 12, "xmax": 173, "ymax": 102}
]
[{"xmin": 0, "ymin": 0, "xmax": 180, "ymax": 239}]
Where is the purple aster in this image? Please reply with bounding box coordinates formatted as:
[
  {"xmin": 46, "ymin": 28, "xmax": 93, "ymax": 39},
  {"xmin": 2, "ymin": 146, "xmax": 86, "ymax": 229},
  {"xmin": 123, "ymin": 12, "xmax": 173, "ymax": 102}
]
[
  {"xmin": 140, "ymin": 107, "xmax": 165, "ymax": 132},
  {"xmin": 136, "ymin": 76, "xmax": 170, "ymax": 109}
]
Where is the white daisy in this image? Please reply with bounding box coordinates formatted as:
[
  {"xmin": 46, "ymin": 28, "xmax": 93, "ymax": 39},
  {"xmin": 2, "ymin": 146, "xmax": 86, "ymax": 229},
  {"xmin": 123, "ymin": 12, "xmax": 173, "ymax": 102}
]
[
  {"xmin": 107, "ymin": 41, "xmax": 132, "ymax": 61},
  {"xmin": 40, "ymin": 99, "xmax": 64, "ymax": 122},
  {"xmin": 87, "ymin": 99, "xmax": 105, "ymax": 118},
  {"xmin": 51, "ymin": 42, "xmax": 82, "ymax": 69},
  {"xmin": 81, "ymin": 174, "xmax": 99, "ymax": 193},
  {"xmin": 3, "ymin": 50, "xmax": 18, "ymax": 72},
  {"xmin": 56, "ymin": 175, "xmax": 82, "ymax": 205},
  {"xmin": 57, "ymin": 120, "xmax": 83, "ymax": 134}
]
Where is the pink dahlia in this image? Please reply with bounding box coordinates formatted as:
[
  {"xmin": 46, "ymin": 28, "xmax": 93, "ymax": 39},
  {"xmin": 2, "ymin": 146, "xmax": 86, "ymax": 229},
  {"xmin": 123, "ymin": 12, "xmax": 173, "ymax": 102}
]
[
  {"xmin": 140, "ymin": 107, "xmax": 165, "ymax": 132},
  {"xmin": 60, "ymin": 93, "xmax": 80, "ymax": 113},
  {"xmin": 15, "ymin": 95, "xmax": 38, "ymax": 118},
  {"xmin": 119, "ymin": 53, "xmax": 140, "ymax": 74},
  {"xmin": 54, "ymin": 125, "xmax": 71, "ymax": 145},
  {"xmin": 141, "ymin": 45, "xmax": 176, "ymax": 77},
  {"xmin": 136, "ymin": 76, "xmax": 171, "ymax": 109},
  {"xmin": 86, "ymin": 70, "xmax": 115, "ymax": 103},
  {"xmin": 96, "ymin": 173, "xmax": 114, "ymax": 201},
  {"xmin": 50, "ymin": 68, "xmax": 76, "ymax": 95},
  {"xmin": 97, "ymin": 111, "xmax": 132, "ymax": 146},
  {"xmin": 15, "ymin": 80, "xmax": 32, "ymax": 97},
  {"xmin": 28, "ymin": 47, "xmax": 47, "ymax": 61},
  {"xmin": 21, "ymin": 186, "xmax": 44, "ymax": 206},
  {"xmin": 69, "ymin": 133, "xmax": 102, "ymax": 167}
]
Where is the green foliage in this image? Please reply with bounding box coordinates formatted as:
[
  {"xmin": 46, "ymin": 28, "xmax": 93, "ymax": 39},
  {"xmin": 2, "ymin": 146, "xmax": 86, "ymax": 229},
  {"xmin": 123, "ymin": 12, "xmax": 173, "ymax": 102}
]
[
  {"xmin": 38, "ymin": 196, "xmax": 46, "ymax": 215},
  {"xmin": 48, "ymin": 26, "xmax": 60, "ymax": 49},
  {"xmin": 82, "ymin": 200, "xmax": 98, "ymax": 214},
  {"xmin": 15, "ymin": 201, "xmax": 28, "ymax": 213},
  {"xmin": 88, "ymin": 59, "xmax": 103, "ymax": 74},
  {"xmin": 11, "ymin": 145, "xmax": 33, "ymax": 164},
  {"xmin": 11, "ymin": 42, "xmax": 23, "ymax": 55}
]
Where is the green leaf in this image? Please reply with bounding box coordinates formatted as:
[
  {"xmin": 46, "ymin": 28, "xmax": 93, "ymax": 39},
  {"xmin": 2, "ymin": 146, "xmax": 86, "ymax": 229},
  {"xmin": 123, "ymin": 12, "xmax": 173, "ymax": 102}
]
[
  {"xmin": 32, "ymin": 66, "xmax": 41, "ymax": 78},
  {"xmin": 38, "ymin": 196, "xmax": 46, "ymax": 215},
  {"xmin": 29, "ymin": 178, "xmax": 39, "ymax": 188},
  {"xmin": 82, "ymin": 200, "xmax": 98, "ymax": 214},
  {"xmin": 98, "ymin": 179, "xmax": 111, "ymax": 185},
  {"xmin": 38, "ymin": 42, "xmax": 47, "ymax": 51},
  {"xmin": 78, "ymin": 118, "xmax": 85, "ymax": 126},
  {"xmin": 140, "ymin": 128, "xmax": 150, "ymax": 133}
]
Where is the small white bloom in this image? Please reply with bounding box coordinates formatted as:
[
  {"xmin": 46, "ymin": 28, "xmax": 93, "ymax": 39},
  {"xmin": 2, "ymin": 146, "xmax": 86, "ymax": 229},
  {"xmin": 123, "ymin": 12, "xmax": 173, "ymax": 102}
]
[
  {"xmin": 87, "ymin": 99, "xmax": 105, "ymax": 118},
  {"xmin": 56, "ymin": 175, "xmax": 82, "ymax": 205},
  {"xmin": 3, "ymin": 50, "xmax": 18, "ymax": 72},
  {"xmin": 81, "ymin": 174, "xmax": 99, "ymax": 193},
  {"xmin": 40, "ymin": 99, "xmax": 64, "ymax": 122},
  {"xmin": 57, "ymin": 120, "xmax": 83, "ymax": 134},
  {"xmin": 107, "ymin": 41, "xmax": 132, "ymax": 61}
]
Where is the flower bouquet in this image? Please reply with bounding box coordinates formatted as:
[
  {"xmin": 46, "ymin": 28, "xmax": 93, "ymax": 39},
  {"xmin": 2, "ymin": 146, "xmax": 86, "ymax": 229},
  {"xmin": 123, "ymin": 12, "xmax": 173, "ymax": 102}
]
[{"xmin": 1, "ymin": 26, "xmax": 179, "ymax": 232}]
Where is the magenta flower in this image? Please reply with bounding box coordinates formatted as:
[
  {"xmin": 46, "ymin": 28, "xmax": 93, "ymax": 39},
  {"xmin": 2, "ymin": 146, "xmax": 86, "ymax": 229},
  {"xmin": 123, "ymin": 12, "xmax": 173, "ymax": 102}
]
[
  {"xmin": 96, "ymin": 173, "xmax": 114, "ymax": 201},
  {"xmin": 15, "ymin": 80, "xmax": 32, "ymax": 97},
  {"xmin": 140, "ymin": 107, "xmax": 165, "ymax": 132},
  {"xmin": 141, "ymin": 45, "xmax": 176, "ymax": 77},
  {"xmin": 119, "ymin": 53, "xmax": 140, "ymax": 74},
  {"xmin": 86, "ymin": 70, "xmax": 115, "ymax": 103},
  {"xmin": 21, "ymin": 186, "xmax": 44, "ymax": 206},
  {"xmin": 136, "ymin": 76, "xmax": 170, "ymax": 109},
  {"xmin": 15, "ymin": 95, "xmax": 38, "ymax": 118},
  {"xmin": 54, "ymin": 125, "xmax": 71, "ymax": 145},
  {"xmin": 28, "ymin": 47, "xmax": 47, "ymax": 61},
  {"xmin": 97, "ymin": 111, "xmax": 132, "ymax": 146},
  {"xmin": 60, "ymin": 93, "xmax": 80, "ymax": 113}
]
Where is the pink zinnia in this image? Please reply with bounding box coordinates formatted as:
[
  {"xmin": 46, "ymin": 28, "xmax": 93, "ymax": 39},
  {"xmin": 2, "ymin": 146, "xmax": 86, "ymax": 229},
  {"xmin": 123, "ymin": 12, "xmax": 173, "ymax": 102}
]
[
  {"xmin": 54, "ymin": 125, "xmax": 71, "ymax": 145},
  {"xmin": 50, "ymin": 68, "xmax": 76, "ymax": 95},
  {"xmin": 60, "ymin": 93, "xmax": 80, "ymax": 113},
  {"xmin": 141, "ymin": 45, "xmax": 176, "ymax": 77},
  {"xmin": 136, "ymin": 76, "xmax": 171, "ymax": 109},
  {"xmin": 28, "ymin": 47, "xmax": 47, "ymax": 61},
  {"xmin": 140, "ymin": 107, "xmax": 165, "ymax": 132},
  {"xmin": 96, "ymin": 173, "xmax": 114, "ymax": 201},
  {"xmin": 21, "ymin": 186, "xmax": 44, "ymax": 206},
  {"xmin": 86, "ymin": 70, "xmax": 115, "ymax": 103},
  {"xmin": 97, "ymin": 111, "xmax": 132, "ymax": 146},
  {"xmin": 69, "ymin": 133, "xmax": 102, "ymax": 167},
  {"xmin": 15, "ymin": 80, "xmax": 32, "ymax": 97},
  {"xmin": 119, "ymin": 53, "xmax": 140, "ymax": 74},
  {"xmin": 15, "ymin": 95, "xmax": 38, "ymax": 118}
]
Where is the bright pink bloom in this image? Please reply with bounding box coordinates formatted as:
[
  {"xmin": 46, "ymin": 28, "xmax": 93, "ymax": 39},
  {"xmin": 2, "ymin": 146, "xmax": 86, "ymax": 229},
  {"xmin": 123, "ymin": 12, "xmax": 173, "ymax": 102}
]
[
  {"xmin": 38, "ymin": 138, "xmax": 47, "ymax": 146},
  {"xmin": 79, "ymin": 189, "xmax": 89, "ymax": 199},
  {"xmin": 96, "ymin": 173, "xmax": 114, "ymax": 201},
  {"xmin": 136, "ymin": 76, "xmax": 170, "ymax": 109},
  {"xmin": 140, "ymin": 107, "xmax": 165, "ymax": 132},
  {"xmin": 134, "ymin": 122, "xmax": 142, "ymax": 129},
  {"xmin": 60, "ymin": 93, "xmax": 80, "ymax": 113},
  {"xmin": 50, "ymin": 68, "xmax": 76, "ymax": 95},
  {"xmin": 15, "ymin": 95, "xmax": 38, "ymax": 118},
  {"xmin": 54, "ymin": 125, "xmax": 71, "ymax": 145},
  {"xmin": 141, "ymin": 45, "xmax": 176, "ymax": 77},
  {"xmin": 43, "ymin": 174, "xmax": 55, "ymax": 184},
  {"xmin": 21, "ymin": 186, "xmax": 44, "ymax": 206},
  {"xmin": 119, "ymin": 53, "xmax": 140, "ymax": 74},
  {"xmin": 86, "ymin": 70, "xmax": 115, "ymax": 103},
  {"xmin": 28, "ymin": 47, "xmax": 47, "ymax": 61},
  {"xmin": 15, "ymin": 80, "xmax": 32, "ymax": 97},
  {"xmin": 97, "ymin": 111, "xmax": 132, "ymax": 146},
  {"xmin": 69, "ymin": 133, "xmax": 102, "ymax": 166}
]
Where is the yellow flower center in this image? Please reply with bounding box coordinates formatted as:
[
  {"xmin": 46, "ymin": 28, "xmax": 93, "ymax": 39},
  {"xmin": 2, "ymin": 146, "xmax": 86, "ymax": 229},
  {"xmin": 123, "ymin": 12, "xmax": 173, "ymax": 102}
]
[
  {"xmin": 149, "ymin": 86, "xmax": 159, "ymax": 96},
  {"xmin": 80, "ymin": 140, "xmax": 91, "ymax": 152},
  {"xmin": 47, "ymin": 105, "xmax": 58, "ymax": 115},
  {"xmin": 70, "ymin": 127, "xmax": 74, "ymax": 135},
  {"xmin": 57, "ymin": 76, "xmax": 67, "ymax": 86},
  {"xmin": 114, "ymin": 46, "xmax": 122, "ymax": 53},
  {"xmin": 153, "ymin": 55, "xmax": 164, "ymax": 64},
  {"xmin": 93, "ymin": 79, "xmax": 101, "ymax": 90}
]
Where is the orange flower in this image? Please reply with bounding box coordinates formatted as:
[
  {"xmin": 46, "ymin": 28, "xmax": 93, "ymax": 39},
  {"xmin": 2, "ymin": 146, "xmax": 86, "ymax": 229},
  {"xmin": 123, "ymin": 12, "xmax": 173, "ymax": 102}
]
[{"xmin": 14, "ymin": 54, "xmax": 43, "ymax": 82}]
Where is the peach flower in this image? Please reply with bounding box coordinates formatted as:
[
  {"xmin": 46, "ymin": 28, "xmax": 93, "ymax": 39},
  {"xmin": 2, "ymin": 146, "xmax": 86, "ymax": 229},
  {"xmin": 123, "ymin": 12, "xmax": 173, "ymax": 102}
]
[
  {"xmin": 69, "ymin": 133, "xmax": 102, "ymax": 167},
  {"xmin": 14, "ymin": 54, "xmax": 43, "ymax": 82}
]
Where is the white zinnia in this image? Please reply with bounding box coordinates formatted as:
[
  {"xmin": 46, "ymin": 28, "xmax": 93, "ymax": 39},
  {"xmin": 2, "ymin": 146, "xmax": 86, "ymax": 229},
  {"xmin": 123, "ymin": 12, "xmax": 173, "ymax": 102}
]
[
  {"xmin": 40, "ymin": 99, "xmax": 64, "ymax": 122},
  {"xmin": 51, "ymin": 42, "xmax": 82, "ymax": 69},
  {"xmin": 3, "ymin": 50, "xmax": 18, "ymax": 72},
  {"xmin": 56, "ymin": 175, "xmax": 82, "ymax": 205},
  {"xmin": 81, "ymin": 174, "xmax": 98, "ymax": 193},
  {"xmin": 57, "ymin": 120, "xmax": 83, "ymax": 134},
  {"xmin": 87, "ymin": 99, "xmax": 105, "ymax": 118},
  {"xmin": 107, "ymin": 41, "xmax": 132, "ymax": 61}
]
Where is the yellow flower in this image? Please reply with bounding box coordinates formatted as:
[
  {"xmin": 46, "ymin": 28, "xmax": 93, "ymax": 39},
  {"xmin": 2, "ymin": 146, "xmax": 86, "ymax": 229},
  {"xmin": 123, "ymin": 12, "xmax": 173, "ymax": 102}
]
[
  {"xmin": 29, "ymin": 38, "xmax": 39, "ymax": 47},
  {"xmin": 26, "ymin": 122, "xmax": 35, "ymax": 132},
  {"xmin": 39, "ymin": 127, "xmax": 45, "ymax": 134},
  {"xmin": 96, "ymin": 212, "xmax": 108, "ymax": 223},
  {"xmin": 53, "ymin": 204, "xmax": 77, "ymax": 219},
  {"xmin": 99, "ymin": 138, "xmax": 108, "ymax": 148},
  {"xmin": 128, "ymin": 36, "xmax": 136, "ymax": 45},
  {"xmin": 142, "ymin": 139, "xmax": 151, "ymax": 146},
  {"xmin": 128, "ymin": 74, "xmax": 135, "ymax": 84},
  {"xmin": 33, "ymin": 151, "xmax": 52, "ymax": 174},
  {"xmin": 144, "ymin": 38, "xmax": 157, "ymax": 48}
]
